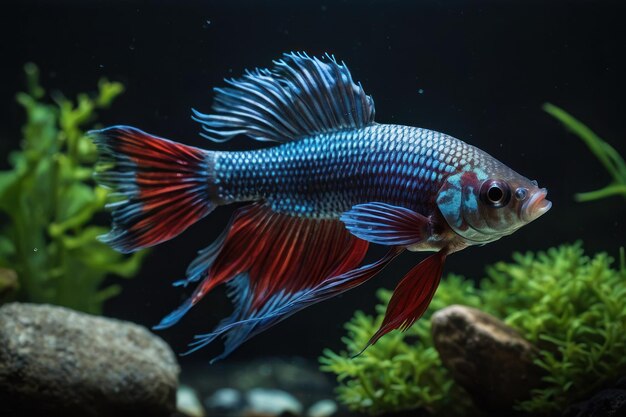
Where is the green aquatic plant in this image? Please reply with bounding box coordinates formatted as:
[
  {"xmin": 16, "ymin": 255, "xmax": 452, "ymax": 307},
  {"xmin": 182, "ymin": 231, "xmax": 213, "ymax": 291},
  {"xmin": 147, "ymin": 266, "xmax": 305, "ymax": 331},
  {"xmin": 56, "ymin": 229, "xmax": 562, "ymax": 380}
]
[
  {"xmin": 543, "ymin": 103, "xmax": 626, "ymax": 202},
  {"xmin": 320, "ymin": 275, "xmax": 481, "ymax": 415},
  {"xmin": 481, "ymin": 244, "xmax": 626, "ymax": 413},
  {"xmin": 0, "ymin": 63, "xmax": 146, "ymax": 314},
  {"xmin": 321, "ymin": 243, "xmax": 626, "ymax": 415}
]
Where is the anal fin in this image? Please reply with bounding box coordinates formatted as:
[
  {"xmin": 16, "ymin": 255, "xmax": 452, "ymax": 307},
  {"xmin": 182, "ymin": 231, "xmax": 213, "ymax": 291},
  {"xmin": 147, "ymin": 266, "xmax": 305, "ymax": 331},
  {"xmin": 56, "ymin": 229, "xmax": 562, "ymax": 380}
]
[
  {"xmin": 186, "ymin": 246, "xmax": 404, "ymax": 363},
  {"xmin": 154, "ymin": 203, "xmax": 406, "ymax": 361}
]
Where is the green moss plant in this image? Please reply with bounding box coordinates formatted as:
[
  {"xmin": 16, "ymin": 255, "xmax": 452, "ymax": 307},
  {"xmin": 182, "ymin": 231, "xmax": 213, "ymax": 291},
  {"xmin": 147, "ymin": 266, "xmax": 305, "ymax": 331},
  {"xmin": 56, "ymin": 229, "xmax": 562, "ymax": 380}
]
[
  {"xmin": 320, "ymin": 275, "xmax": 481, "ymax": 415},
  {"xmin": 0, "ymin": 63, "xmax": 146, "ymax": 314},
  {"xmin": 321, "ymin": 243, "xmax": 626, "ymax": 415},
  {"xmin": 543, "ymin": 103, "xmax": 626, "ymax": 202}
]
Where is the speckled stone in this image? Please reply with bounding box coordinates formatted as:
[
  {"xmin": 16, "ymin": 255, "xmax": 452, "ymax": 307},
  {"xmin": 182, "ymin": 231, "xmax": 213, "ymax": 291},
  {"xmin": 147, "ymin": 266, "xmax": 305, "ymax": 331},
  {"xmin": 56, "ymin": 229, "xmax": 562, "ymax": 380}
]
[
  {"xmin": 0, "ymin": 302, "xmax": 179, "ymax": 417},
  {"xmin": 431, "ymin": 304, "xmax": 545, "ymax": 412},
  {"xmin": 564, "ymin": 378, "xmax": 626, "ymax": 417}
]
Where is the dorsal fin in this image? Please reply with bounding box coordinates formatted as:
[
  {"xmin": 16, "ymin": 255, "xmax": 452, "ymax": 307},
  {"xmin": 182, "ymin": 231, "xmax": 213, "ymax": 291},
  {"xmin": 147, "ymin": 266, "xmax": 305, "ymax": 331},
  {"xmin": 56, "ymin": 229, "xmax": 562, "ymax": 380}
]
[{"xmin": 192, "ymin": 52, "xmax": 376, "ymax": 143}]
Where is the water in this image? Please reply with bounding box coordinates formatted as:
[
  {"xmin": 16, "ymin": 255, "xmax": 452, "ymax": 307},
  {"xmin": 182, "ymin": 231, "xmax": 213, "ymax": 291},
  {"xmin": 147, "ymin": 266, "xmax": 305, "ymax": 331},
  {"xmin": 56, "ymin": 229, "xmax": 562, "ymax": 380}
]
[{"xmin": 2, "ymin": 1, "xmax": 625, "ymax": 416}]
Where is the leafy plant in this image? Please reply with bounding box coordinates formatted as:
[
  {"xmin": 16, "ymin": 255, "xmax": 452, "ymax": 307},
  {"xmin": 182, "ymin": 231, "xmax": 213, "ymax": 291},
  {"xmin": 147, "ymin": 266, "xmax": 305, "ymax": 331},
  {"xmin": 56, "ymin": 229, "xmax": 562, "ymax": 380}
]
[
  {"xmin": 320, "ymin": 275, "xmax": 481, "ymax": 415},
  {"xmin": 481, "ymin": 244, "xmax": 626, "ymax": 413},
  {"xmin": 543, "ymin": 103, "xmax": 626, "ymax": 202},
  {"xmin": 0, "ymin": 63, "xmax": 146, "ymax": 314},
  {"xmin": 321, "ymin": 243, "xmax": 626, "ymax": 415}
]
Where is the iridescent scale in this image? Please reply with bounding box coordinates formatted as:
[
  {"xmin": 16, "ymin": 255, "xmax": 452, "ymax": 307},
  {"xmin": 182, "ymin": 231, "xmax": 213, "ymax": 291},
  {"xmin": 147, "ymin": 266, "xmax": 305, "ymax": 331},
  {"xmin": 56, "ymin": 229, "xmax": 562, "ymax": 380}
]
[{"xmin": 214, "ymin": 124, "xmax": 480, "ymax": 218}]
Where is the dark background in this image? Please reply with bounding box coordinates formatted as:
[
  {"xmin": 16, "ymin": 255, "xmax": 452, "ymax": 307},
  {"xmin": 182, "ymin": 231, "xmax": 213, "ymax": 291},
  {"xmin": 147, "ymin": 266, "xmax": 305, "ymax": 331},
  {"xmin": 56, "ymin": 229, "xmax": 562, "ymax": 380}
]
[{"xmin": 1, "ymin": 0, "xmax": 625, "ymax": 365}]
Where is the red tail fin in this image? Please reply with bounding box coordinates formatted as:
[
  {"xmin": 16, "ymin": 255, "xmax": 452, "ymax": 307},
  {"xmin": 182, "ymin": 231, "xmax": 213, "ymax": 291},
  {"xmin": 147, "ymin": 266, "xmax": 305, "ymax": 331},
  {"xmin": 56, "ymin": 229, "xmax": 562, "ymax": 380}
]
[
  {"xmin": 367, "ymin": 249, "xmax": 447, "ymax": 346},
  {"xmin": 91, "ymin": 126, "xmax": 216, "ymax": 253}
]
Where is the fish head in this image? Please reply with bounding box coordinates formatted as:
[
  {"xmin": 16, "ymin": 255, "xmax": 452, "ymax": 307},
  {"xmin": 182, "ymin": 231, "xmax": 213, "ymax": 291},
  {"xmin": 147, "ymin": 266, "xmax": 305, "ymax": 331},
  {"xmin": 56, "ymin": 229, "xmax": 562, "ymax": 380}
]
[{"xmin": 436, "ymin": 162, "xmax": 551, "ymax": 244}]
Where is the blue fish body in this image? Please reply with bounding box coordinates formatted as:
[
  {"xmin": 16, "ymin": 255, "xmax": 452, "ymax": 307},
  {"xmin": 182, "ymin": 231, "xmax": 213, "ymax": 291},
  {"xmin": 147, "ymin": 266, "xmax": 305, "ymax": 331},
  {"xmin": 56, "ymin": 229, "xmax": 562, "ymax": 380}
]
[
  {"xmin": 91, "ymin": 52, "xmax": 551, "ymax": 361},
  {"xmin": 215, "ymin": 125, "xmax": 458, "ymax": 218}
]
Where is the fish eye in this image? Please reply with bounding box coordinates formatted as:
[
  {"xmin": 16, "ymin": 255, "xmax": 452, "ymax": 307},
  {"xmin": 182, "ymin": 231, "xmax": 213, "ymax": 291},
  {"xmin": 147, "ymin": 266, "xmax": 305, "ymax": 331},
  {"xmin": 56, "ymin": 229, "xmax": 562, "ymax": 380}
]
[
  {"xmin": 480, "ymin": 179, "xmax": 511, "ymax": 208},
  {"xmin": 515, "ymin": 187, "xmax": 528, "ymax": 201}
]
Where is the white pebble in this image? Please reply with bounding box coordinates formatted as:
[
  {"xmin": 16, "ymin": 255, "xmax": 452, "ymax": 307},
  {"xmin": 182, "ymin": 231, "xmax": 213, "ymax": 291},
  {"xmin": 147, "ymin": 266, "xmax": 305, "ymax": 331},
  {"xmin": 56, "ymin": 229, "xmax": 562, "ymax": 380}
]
[
  {"xmin": 205, "ymin": 387, "xmax": 242, "ymax": 410},
  {"xmin": 177, "ymin": 385, "xmax": 205, "ymax": 417},
  {"xmin": 307, "ymin": 399, "xmax": 338, "ymax": 417},
  {"xmin": 246, "ymin": 388, "xmax": 303, "ymax": 416}
]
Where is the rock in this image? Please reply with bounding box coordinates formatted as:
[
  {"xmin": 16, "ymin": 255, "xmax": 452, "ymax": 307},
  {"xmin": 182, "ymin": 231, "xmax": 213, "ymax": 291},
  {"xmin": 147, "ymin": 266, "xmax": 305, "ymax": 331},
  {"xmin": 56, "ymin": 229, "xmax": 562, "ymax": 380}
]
[
  {"xmin": 0, "ymin": 302, "xmax": 179, "ymax": 417},
  {"xmin": 177, "ymin": 385, "xmax": 205, "ymax": 417},
  {"xmin": 307, "ymin": 399, "xmax": 337, "ymax": 417},
  {"xmin": 245, "ymin": 388, "xmax": 303, "ymax": 416},
  {"xmin": 204, "ymin": 388, "xmax": 244, "ymax": 415},
  {"xmin": 431, "ymin": 304, "xmax": 544, "ymax": 412},
  {"xmin": 563, "ymin": 386, "xmax": 626, "ymax": 417}
]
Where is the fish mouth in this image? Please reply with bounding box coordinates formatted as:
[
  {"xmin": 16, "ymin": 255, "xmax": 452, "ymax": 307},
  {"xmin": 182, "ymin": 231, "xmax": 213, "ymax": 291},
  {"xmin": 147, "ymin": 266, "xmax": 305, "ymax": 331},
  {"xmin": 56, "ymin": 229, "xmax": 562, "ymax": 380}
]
[{"xmin": 521, "ymin": 188, "xmax": 552, "ymax": 222}]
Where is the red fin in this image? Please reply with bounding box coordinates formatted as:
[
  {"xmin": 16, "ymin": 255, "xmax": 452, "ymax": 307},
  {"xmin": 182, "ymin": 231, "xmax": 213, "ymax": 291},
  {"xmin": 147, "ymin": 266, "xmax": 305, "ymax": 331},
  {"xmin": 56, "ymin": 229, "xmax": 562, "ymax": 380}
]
[
  {"xmin": 205, "ymin": 204, "xmax": 370, "ymax": 309},
  {"xmin": 91, "ymin": 126, "xmax": 215, "ymax": 253},
  {"xmin": 366, "ymin": 249, "xmax": 447, "ymax": 346},
  {"xmin": 155, "ymin": 203, "xmax": 369, "ymax": 328},
  {"xmin": 189, "ymin": 246, "xmax": 404, "ymax": 362},
  {"xmin": 154, "ymin": 203, "xmax": 406, "ymax": 361}
]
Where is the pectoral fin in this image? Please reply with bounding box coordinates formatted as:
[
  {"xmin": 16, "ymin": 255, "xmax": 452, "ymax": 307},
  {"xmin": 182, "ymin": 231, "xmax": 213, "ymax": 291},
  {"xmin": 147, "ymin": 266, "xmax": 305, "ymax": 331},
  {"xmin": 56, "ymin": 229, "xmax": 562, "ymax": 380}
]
[{"xmin": 340, "ymin": 202, "xmax": 430, "ymax": 246}]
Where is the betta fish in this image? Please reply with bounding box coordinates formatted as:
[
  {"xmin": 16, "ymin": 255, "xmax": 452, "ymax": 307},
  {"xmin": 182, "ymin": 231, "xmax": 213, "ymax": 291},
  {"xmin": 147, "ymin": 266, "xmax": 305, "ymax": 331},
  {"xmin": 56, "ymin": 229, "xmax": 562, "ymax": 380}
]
[{"xmin": 91, "ymin": 52, "xmax": 551, "ymax": 362}]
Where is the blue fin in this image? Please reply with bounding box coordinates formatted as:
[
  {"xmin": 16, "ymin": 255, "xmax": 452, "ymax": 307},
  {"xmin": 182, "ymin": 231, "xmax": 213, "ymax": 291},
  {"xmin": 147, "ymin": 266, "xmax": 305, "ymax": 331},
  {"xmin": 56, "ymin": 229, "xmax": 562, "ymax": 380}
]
[
  {"xmin": 182, "ymin": 247, "xmax": 403, "ymax": 363},
  {"xmin": 181, "ymin": 273, "xmax": 267, "ymax": 362},
  {"xmin": 192, "ymin": 52, "xmax": 375, "ymax": 143},
  {"xmin": 173, "ymin": 217, "xmax": 234, "ymax": 288},
  {"xmin": 340, "ymin": 202, "xmax": 430, "ymax": 246},
  {"xmin": 154, "ymin": 227, "xmax": 233, "ymax": 330},
  {"xmin": 152, "ymin": 299, "xmax": 193, "ymax": 330}
]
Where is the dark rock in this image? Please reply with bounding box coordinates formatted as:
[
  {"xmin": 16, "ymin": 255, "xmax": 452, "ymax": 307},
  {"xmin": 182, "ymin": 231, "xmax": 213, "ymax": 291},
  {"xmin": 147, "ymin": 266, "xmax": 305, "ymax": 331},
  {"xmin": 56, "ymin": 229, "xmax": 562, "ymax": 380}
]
[
  {"xmin": 615, "ymin": 377, "xmax": 626, "ymax": 391},
  {"xmin": 431, "ymin": 304, "xmax": 545, "ymax": 412},
  {"xmin": 0, "ymin": 302, "xmax": 179, "ymax": 417},
  {"xmin": 564, "ymin": 387, "xmax": 626, "ymax": 417}
]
